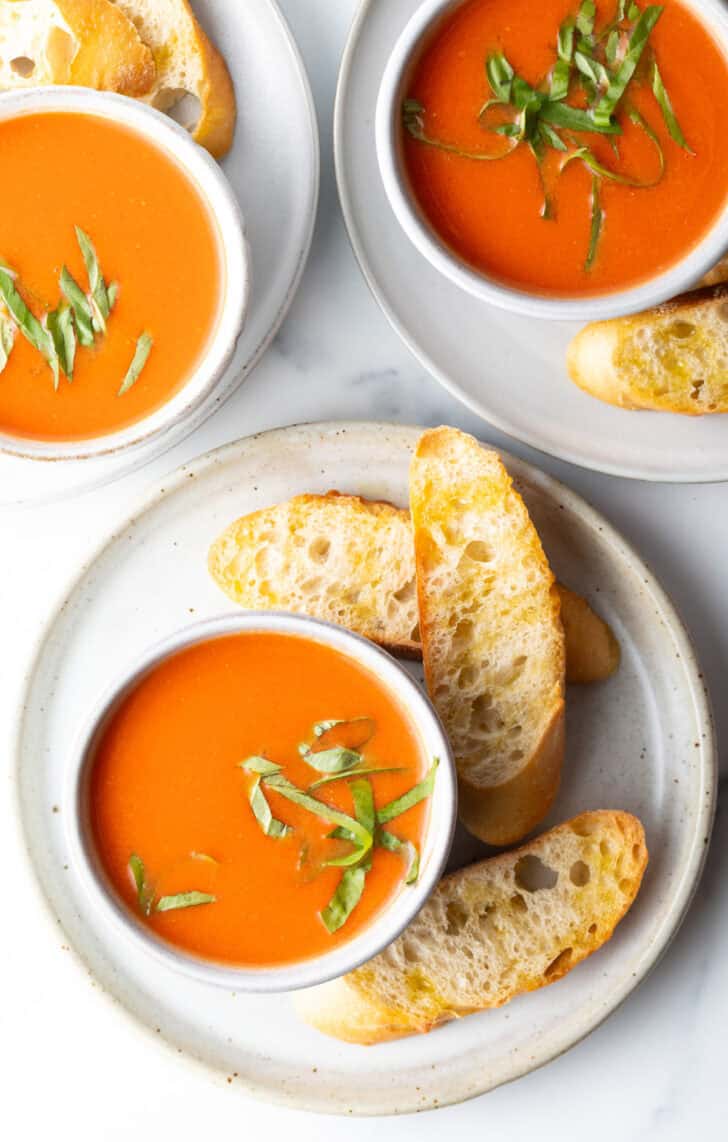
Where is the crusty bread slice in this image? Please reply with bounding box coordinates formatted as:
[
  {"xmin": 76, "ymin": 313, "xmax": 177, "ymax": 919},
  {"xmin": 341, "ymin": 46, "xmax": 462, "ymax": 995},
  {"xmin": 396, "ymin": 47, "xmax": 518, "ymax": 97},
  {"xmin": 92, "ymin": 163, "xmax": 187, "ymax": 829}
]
[
  {"xmin": 0, "ymin": 0, "xmax": 155, "ymax": 95},
  {"xmin": 112, "ymin": 0, "xmax": 236, "ymax": 157},
  {"xmin": 208, "ymin": 493, "xmax": 422, "ymax": 656},
  {"xmin": 295, "ymin": 811, "xmax": 647, "ymax": 1044},
  {"xmin": 208, "ymin": 493, "xmax": 618, "ymax": 682},
  {"xmin": 410, "ymin": 428, "xmax": 565, "ymax": 846},
  {"xmin": 567, "ymin": 285, "xmax": 728, "ymax": 414}
]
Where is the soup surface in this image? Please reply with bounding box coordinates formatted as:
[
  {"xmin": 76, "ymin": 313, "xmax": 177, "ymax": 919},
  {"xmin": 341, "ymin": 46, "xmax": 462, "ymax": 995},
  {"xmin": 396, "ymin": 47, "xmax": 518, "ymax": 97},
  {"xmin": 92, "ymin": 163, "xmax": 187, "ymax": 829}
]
[
  {"xmin": 0, "ymin": 112, "xmax": 221, "ymax": 441},
  {"xmin": 402, "ymin": 0, "xmax": 728, "ymax": 295},
  {"xmin": 89, "ymin": 632, "xmax": 432, "ymax": 967}
]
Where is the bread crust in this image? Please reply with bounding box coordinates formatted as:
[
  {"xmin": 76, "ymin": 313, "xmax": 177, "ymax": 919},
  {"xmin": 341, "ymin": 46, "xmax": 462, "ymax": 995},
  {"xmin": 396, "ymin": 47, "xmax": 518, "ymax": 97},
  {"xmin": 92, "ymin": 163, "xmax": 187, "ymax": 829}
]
[
  {"xmin": 0, "ymin": 0, "xmax": 155, "ymax": 95},
  {"xmin": 567, "ymin": 284, "xmax": 728, "ymax": 414},
  {"xmin": 295, "ymin": 811, "xmax": 648, "ymax": 1044},
  {"xmin": 457, "ymin": 700, "xmax": 565, "ymax": 846},
  {"xmin": 111, "ymin": 0, "xmax": 236, "ymax": 157},
  {"xmin": 556, "ymin": 584, "xmax": 620, "ymax": 684}
]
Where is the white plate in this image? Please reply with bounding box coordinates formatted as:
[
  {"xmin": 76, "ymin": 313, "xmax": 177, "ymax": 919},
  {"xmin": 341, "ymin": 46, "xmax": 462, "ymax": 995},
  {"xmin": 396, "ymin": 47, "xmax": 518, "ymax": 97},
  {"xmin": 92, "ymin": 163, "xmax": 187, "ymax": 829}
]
[
  {"xmin": 14, "ymin": 422, "xmax": 715, "ymax": 1114},
  {"xmin": 0, "ymin": 0, "xmax": 318, "ymax": 505},
  {"xmin": 335, "ymin": 0, "xmax": 728, "ymax": 482}
]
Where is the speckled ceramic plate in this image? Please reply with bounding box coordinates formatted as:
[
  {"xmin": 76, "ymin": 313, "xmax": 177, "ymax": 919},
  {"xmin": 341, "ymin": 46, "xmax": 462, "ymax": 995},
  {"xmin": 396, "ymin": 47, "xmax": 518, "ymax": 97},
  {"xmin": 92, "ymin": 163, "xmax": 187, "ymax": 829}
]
[
  {"xmin": 14, "ymin": 423, "xmax": 715, "ymax": 1114},
  {"xmin": 0, "ymin": 0, "xmax": 318, "ymax": 504},
  {"xmin": 335, "ymin": 0, "xmax": 728, "ymax": 481}
]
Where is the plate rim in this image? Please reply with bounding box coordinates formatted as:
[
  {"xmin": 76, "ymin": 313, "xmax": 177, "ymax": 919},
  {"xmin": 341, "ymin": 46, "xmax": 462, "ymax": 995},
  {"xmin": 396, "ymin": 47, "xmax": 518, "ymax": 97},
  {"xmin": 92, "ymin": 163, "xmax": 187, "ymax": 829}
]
[
  {"xmin": 11, "ymin": 420, "xmax": 718, "ymax": 1115},
  {"xmin": 0, "ymin": 0, "xmax": 320, "ymax": 505},
  {"xmin": 333, "ymin": 0, "xmax": 728, "ymax": 484}
]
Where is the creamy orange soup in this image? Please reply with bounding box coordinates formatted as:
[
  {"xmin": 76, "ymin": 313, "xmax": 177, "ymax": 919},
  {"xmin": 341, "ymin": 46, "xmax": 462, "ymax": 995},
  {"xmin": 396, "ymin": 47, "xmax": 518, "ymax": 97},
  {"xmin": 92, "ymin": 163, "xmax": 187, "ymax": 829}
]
[
  {"xmin": 402, "ymin": 0, "xmax": 728, "ymax": 295},
  {"xmin": 89, "ymin": 632, "xmax": 432, "ymax": 967},
  {"xmin": 0, "ymin": 112, "xmax": 221, "ymax": 441}
]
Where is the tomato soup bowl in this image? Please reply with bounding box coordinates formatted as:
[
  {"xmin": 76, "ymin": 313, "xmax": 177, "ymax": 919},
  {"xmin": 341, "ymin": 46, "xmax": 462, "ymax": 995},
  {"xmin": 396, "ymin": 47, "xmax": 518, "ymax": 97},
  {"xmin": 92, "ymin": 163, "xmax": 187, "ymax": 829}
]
[
  {"xmin": 65, "ymin": 612, "xmax": 457, "ymax": 993},
  {"xmin": 375, "ymin": 0, "xmax": 728, "ymax": 321},
  {"xmin": 0, "ymin": 87, "xmax": 248, "ymax": 461}
]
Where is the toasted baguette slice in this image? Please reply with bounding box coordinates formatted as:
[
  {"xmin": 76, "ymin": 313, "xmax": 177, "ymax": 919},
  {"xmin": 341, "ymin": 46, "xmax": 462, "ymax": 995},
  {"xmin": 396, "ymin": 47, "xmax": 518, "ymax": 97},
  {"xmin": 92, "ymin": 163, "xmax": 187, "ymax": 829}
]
[
  {"xmin": 567, "ymin": 285, "xmax": 728, "ymax": 414},
  {"xmin": 296, "ymin": 811, "xmax": 647, "ymax": 1044},
  {"xmin": 0, "ymin": 0, "xmax": 155, "ymax": 95},
  {"xmin": 410, "ymin": 428, "xmax": 565, "ymax": 846},
  {"xmin": 208, "ymin": 493, "xmax": 618, "ymax": 682},
  {"xmin": 208, "ymin": 493, "xmax": 422, "ymax": 655},
  {"xmin": 112, "ymin": 0, "xmax": 236, "ymax": 157}
]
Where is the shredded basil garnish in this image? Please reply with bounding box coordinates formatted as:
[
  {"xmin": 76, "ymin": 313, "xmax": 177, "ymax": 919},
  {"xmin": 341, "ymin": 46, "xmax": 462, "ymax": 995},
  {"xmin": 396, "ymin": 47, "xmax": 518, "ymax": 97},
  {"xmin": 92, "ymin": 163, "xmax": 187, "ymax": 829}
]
[
  {"xmin": 249, "ymin": 776, "xmax": 292, "ymax": 837},
  {"xmin": 378, "ymin": 830, "xmax": 420, "ymax": 885},
  {"xmin": 155, "ymin": 892, "xmax": 216, "ymax": 912},
  {"xmin": 59, "ymin": 266, "xmax": 95, "ymax": 347},
  {"xmin": 308, "ymin": 765, "xmax": 405, "ymax": 791},
  {"xmin": 263, "ymin": 774, "xmax": 374, "ymax": 866},
  {"xmin": 0, "ymin": 266, "xmax": 59, "ymax": 385},
  {"xmin": 240, "ymin": 756, "xmax": 283, "ymax": 776},
  {"xmin": 0, "ymin": 313, "xmax": 15, "ymax": 375},
  {"xmin": 320, "ymin": 867, "xmax": 367, "ymax": 934},
  {"xmin": 377, "ymin": 759, "xmax": 439, "ymax": 825},
  {"xmin": 403, "ymin": 98, "xmax": 517, "ymax": 160},
  {"xmin": 319, "ymin": 779, "xmax": 377, "ymax": 929},
  {"xmin": 593, "ymin": 6, "xmax": 663, "ymax": 127},
  {"xmin": 576, "ymin": 0, "xmax": 596, "ymax": 38},
  {"xmin": 47, "ymin": 305, "xmax": 76, "ymax": 381},
  {"xmin": 128, "ymin": 853, "xmax": 154, "ymax": 916},
  {"xmin": 0, "ymin": 228, "xmax": 146, "ymax": 394},
  {"xmin": 550, "ymin": 20, "xmax": 574, "ymax": 100},
  {"xmin": 486, "ymin": 53, "xmax": 515, "ymax": 103},
  {"xmin": 585, "ymin": 174, "xmax": 603, "ymax": 270},
  {"xmin": 652, "ymin": 62, "xmax": 692, "ymax": 152},
  {"xmin": 118, "ymin": 332, "xmax": 153, "ymax": 396},
  {"xmin": 75, "ymin": 226, "xmax": 110, "ymax": 329},
  {"xmin": 350, "ymin": 778, "xmax": 376, "ymax": 837},
  {"xmin": 312, "ymin": 715, "xmax": 375, "ymax": 748},
  {"xmin": 300, "ymin": 745, "xmax": 363, "ymax": 774}
]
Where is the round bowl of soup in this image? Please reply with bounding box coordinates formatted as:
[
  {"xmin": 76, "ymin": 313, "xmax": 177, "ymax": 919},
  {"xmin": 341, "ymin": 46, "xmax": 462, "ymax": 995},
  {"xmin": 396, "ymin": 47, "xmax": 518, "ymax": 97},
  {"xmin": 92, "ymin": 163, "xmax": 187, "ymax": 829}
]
[
  {"xmin": 0, "ymin": 87, "xmax": 248, "ymax": 460},
  {"xmin": 376, "ymin": 0, "xmax": 728, "ymax": 320},
  {"xmin": 65, "ymin": 612, "xmax": 457, "ymax": 992}
]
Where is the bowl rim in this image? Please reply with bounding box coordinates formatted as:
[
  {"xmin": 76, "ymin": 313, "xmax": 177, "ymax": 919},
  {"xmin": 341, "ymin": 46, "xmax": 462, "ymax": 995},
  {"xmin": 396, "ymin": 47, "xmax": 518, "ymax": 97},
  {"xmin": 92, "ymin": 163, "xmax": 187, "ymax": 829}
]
[
  {"xmin": 375, "ymin": 0, "xmax": 728, "ymax": 321},
  {"xmin": 0, "ymin": 86, "xmax": 249, "ymax": 461},
  {"xmin": 64, "ymin": 610, "xmax": 458, "ymax": 994}
]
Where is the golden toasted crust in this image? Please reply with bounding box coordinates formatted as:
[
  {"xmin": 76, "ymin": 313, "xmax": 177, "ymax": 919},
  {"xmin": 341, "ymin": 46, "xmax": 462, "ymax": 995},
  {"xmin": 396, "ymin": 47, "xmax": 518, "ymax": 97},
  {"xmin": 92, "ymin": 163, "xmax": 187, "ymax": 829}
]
[
  {"xmin": 457, "ymin": 703, "xmax": 565, "ymax": 847},
  {"xmin": 295, "ymin": 811, "xmax": 648, "ymax": 1044},
  {"xmin": 556, "ymin": 584, "xmax": 621, "ymax": 684},
  {"xmin": 56, "ymin": 0, "xmax": 155, "ymax": 93},
  {"xmin": 567, "ymin": 285, "xmax": 728, "ymax": 414},
  {"xmin": 0, "ymin": 0, "xmax": 155, "ymax": 95},
  {"xmin": 410, "ymin": 427, "xmax": 566, "ymax": 845},
  {"xmin": 112, "ymin": 0, "xmax": 236, "ymax": 157},
  {"xmin": 191, "ymin": 19, "xmax": 235, "ymax": 158}
]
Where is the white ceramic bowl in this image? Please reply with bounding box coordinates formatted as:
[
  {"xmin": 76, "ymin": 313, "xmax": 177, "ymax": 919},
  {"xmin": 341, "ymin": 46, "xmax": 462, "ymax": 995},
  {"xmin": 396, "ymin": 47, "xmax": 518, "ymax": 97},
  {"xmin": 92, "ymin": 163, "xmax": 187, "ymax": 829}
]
[
  {"xmin": 376, "ymin": 0, "xmax": 728, "ymax": 321},
  {"xmin": 65, "ymin": 611, "xmax": 457, "ymax": 993},
  {"xmin": 0, "ymin": 87, "xmax": 249, "ymax": 461}
]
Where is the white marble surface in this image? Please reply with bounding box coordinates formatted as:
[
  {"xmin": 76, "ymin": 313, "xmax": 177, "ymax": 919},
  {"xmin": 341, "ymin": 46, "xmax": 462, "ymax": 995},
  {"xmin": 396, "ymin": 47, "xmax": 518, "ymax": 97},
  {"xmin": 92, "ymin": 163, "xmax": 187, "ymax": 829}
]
[{"xmin": 1, "ymin": 0, "xmax": 726, "ymax": 1135}]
